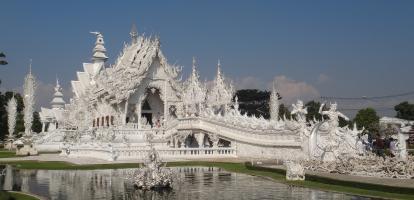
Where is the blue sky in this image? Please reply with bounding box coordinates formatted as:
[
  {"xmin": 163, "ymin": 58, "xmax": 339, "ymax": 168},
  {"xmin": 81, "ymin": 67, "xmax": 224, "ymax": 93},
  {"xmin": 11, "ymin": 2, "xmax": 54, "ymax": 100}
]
[{"xmin": 1, "ymin": 1, "xmax": 413, "ymax": 116}]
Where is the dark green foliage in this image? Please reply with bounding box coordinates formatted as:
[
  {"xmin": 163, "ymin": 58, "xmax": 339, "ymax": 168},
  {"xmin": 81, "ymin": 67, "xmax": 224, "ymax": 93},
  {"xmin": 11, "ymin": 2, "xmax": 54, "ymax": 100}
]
[
  {"xmin": 235, "ymin": 89, "xmax": 270, "ymax": 118},
  {"xmin": 32, "ymin": 111, "xmax": 42, "ymax": 133},
  {"xmin": 236, "ymin": 89, "xmax": 270, "ymax": 102},
  {"xmin": 305, "ymin": 101, "xmax": 322, "ymax": 122},
  {"xmin": 278, "ymin": 104, "xmax": 291, "ymax": 120},
  {"xmin": 395, "ymin": 101, "xmax": 414, "ymax": 120},
  {"xmin": 235, "ymin": 89, "xmax": 291, "ymax": 119},
  {"xmin": 353, "ymin": 108, "xmax": 380, "ymax": 134},
  {"xmin": 0, "ymin": 52, "xmax": 7, "ymax": 65},
  {"xmin": 338, "ymin": 116, "xmax": 352, "ymax": 128},
  {"xmin": 0, "ymin": 81, "xmax": 41, "ymax": 140}
]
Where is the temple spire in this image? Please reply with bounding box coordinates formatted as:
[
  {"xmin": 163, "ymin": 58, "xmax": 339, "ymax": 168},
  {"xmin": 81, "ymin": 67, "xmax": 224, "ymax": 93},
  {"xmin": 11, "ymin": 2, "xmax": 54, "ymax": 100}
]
[
  {"xmin": 192, "ymin": 57, "xmax": 196, "ymax": 74},
  {"xmin": 130, "ymin": 24, "xmax": 138, "ymax": 43},
  {"xmin": 51, "ymin": 76, "xmax": 65, "ymax": 109},
  {"xmin": 29, "ymin": 59, "xmax": 32, "ymax": 75},
  {"xmin": 90, "ymin": 32, "xmax": 108, "ymax": 63},
  {"xmin": 217, "ymin": 59, "xmax": 221, "ymax": 76}
]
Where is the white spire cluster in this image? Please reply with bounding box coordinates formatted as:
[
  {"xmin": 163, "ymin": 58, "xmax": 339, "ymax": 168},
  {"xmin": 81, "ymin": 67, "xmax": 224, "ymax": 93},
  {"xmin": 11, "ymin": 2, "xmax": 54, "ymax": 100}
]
[
  {"xmin": 206, "ymin": 60, "xmax": 234, "ymax": 109},
  {"xmin": 182, "ymin": 57, "xmax": 207, "ymax": 116},
  {"xmin": 6, "ymin": 95, "xmax": 17, "ymax": 138},
  {"xmin": 270, "ymin": 83, "xmax": 280, "ymax": 121},
  {"xmin": 23, "ymin": 60, "xmax": 37, "ymax": 136}
]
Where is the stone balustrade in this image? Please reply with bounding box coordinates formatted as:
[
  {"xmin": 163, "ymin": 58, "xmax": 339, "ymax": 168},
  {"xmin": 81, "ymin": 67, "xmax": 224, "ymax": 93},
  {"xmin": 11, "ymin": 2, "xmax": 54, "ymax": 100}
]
[{"xmin": 66, "ymin": 145, "xmax": 236, "ymax": 161}]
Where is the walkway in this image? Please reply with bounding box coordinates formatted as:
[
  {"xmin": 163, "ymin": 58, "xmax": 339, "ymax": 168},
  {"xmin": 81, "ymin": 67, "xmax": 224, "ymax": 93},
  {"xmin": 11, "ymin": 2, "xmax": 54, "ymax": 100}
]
[{"xmin": 262, "ymin": 164, "xmax": 414, "ymax": 189}]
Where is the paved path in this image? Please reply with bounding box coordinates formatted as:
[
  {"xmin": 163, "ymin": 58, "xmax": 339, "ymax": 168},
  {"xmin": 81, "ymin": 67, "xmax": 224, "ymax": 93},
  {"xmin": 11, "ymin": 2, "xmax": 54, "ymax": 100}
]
[{"xmin": 262, "ymin": 164, "xmax": 414, "ymax": 189}]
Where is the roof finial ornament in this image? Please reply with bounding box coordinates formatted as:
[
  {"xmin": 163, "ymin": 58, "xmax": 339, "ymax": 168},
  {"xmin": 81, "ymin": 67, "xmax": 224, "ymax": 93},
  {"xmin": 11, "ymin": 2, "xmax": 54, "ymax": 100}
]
[
  {"xmin": 90, "ymin": 31, "xmax": 108, "ymax": 63},
  {"xmin": 56, "ymin": 75, "xmax": 60, "ymax": 88},
  {"xmin": 51, "ymin": 74, "xmax": 65, "ymax": 109},
  {"xmin": 130, "ymin": 23, "xmax": 138, "ymax": 43},
  {"xmin": 29, "ymin": 59, "xmax": 32, "ymax": 75},
  {"xmin": 217, "ymin": 59, "xmax": 221, "ymax": 76},
  {"xmin": 192, "ymin": 56, "xmax": 196, "ymax": 72}
]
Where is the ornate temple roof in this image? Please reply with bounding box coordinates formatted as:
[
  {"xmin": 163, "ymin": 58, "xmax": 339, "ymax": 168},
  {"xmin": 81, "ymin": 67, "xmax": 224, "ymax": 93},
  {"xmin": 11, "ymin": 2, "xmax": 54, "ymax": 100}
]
[
  {"xmin": 70, "ymin": 26, "xmax": 184, "ymax": 107},
  {"xmin": 182, "ymin": 57, "xmax": 207, "ymax": 105}
]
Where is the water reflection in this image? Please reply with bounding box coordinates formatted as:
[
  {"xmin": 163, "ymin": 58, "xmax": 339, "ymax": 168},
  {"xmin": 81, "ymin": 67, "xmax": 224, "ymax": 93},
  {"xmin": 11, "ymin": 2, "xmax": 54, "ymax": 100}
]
[{"xmin": 0, "ymin": 165, "xmax": 373, "ymax": 200}]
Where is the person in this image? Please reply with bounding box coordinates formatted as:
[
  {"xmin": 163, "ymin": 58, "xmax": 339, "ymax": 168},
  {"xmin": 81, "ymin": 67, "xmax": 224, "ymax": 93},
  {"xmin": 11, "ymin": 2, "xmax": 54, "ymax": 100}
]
[
  {"xmin": 389, "ymin": 137, "xmax": 397, "ymax": 157},
  {"xmin": 374, "ymin": 134, "xmax": 385, "ymax": 158}
]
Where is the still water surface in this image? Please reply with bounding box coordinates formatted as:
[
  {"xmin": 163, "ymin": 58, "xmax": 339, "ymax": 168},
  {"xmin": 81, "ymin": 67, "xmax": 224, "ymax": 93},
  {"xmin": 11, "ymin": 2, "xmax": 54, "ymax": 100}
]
[{"xmin": 0, "ymin": 166, "xmax": 374, "ymax": 200}]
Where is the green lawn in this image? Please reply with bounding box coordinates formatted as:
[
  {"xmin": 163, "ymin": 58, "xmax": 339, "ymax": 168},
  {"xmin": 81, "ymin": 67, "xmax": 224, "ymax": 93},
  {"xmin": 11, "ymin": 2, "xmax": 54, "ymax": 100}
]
[
  {"xmin": 0, "ymin": 191, "xmax": 39, "ymax": 200},
  {"xmin": 0, "ymin": 151, "xmax": 20, "ymax": 158},
  {"xmin": 1, "ymin": 160, "xmax": 413, "ymax": 200}
]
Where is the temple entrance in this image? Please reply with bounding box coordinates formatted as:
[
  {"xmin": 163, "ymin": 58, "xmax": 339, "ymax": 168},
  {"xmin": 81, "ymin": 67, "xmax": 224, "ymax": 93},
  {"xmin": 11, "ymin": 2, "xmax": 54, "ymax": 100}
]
[{"xmin": 141, "ymin": 88, "xmax": 164, "ymax": 128}]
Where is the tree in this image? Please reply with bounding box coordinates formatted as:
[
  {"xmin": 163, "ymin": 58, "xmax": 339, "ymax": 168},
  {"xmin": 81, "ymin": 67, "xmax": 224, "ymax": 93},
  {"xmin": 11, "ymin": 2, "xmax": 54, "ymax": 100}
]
[
  {"xmin": 338, "ymin": 116, "xmax": 352, "ymax": 128},
  {"xmin": 354, "ymin": 108, "xmax": 380, "ymax": 134},
  {"xmin": 278, "ymin": 104, "xmax": 291, "ymax": 120},
  {"xmin": 32, "ymin": 111, "xmax": 42, "ymax": 133},
  {"xmin": 0, "ymin": 52, "xmax": 7, "ymax": 65},
  {"xmin": 305, "ymin": 101, "xmax": 322, "ymax": 122},
  {"xmin": 0, "ymin": 82, "xmax": 26, "ymax": 139},
  {"xmin": 395, "ymin": 101, "xmax": 414, "ymax": 120},
  {"xmin": 235, "ymin": 89, "xmax": 270, "ymax": 118}
]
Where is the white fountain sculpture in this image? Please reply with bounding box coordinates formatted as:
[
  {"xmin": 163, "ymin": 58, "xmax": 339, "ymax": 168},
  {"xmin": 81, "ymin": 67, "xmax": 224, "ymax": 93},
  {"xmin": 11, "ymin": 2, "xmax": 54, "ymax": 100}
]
[
  {"xmin": 127, "ymin": 147, "xmax": 173, "ymax": 190},
  {"xmin": 126, "ymin": 133, "xmax": 173, "ymax": 190},
  {"xmin": 5, "ymin": 96, "xmax": 17, "ymax": 150}
]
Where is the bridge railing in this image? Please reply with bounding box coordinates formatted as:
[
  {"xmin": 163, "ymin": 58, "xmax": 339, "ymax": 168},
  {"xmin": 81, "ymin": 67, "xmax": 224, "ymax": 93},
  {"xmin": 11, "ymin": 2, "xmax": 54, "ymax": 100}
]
[{"xmin": 66, "ymin": 146, "xmax": 236, "ymax": 161}]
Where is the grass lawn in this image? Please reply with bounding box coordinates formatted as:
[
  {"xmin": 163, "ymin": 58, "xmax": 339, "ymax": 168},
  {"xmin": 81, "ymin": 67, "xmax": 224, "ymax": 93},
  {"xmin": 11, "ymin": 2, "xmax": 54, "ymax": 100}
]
[
  {"xmin": 0, "ymin": 191, "xmax": 39, "ymax": 200},
  {"xmin": 0, "ymin": 160, "xmax": 413, "ymax": 200},
  {"xmin": 0, "ymin": 150, "xmax": 21, "ymax": 158}
]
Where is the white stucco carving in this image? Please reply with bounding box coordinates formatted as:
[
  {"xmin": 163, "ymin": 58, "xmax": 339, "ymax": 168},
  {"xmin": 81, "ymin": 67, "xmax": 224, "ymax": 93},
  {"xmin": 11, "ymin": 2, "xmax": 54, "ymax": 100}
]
[{"xmin": 32, "ymin": 25, "xmax": 412, "ymax": 180}]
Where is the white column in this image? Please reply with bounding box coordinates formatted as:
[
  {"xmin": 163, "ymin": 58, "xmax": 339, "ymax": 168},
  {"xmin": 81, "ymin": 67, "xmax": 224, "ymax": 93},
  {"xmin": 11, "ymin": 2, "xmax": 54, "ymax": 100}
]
[
  {"xmin": 163, "ymin": 80, "xmax": 168, "ymax": 127},
  {"xmin": 136, "ymin": 102, "xmax": 141, "ymax": 129},
  {"xmin": 41, "ymin": 122, "xmax": 46, "ymax": 132},
  {"xmin": 196, "ymin": 132, "xmax": 205, "ymax": 148}
]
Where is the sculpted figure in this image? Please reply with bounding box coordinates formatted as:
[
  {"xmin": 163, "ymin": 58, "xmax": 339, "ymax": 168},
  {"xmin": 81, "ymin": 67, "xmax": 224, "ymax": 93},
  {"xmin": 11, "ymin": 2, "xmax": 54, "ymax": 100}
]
[
  {"xmin": 319, "ymin": 102, "xmax": 349, "ymax": 129},
  {"xmin": 291, "ymin": 100, "xmax": 307, "ymax": 123}
]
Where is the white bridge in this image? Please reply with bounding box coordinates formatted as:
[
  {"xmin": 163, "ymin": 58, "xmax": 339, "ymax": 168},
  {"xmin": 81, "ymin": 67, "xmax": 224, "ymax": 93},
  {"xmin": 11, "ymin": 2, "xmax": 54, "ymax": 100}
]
[{"xmin": 44, "ymin": 115, "xmax": 303, "ymax": 161}]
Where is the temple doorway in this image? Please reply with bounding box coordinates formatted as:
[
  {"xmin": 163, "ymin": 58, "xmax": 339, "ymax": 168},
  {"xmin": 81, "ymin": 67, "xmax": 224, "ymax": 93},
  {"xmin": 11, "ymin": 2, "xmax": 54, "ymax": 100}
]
[{"xmin": 141, "ymin": 88, "xmax": 164, "ymax": 128}]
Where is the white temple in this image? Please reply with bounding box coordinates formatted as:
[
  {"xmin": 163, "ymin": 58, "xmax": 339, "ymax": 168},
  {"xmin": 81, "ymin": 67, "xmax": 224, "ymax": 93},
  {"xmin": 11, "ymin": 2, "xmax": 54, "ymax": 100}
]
[{"xmin": 34, "ymin": 25, "xmax": 411, "ymax": 173}]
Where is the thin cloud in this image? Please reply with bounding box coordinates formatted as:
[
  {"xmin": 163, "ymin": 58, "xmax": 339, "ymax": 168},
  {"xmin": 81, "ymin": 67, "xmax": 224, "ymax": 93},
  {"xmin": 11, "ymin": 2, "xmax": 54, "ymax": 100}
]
[{"xmin": 270, "ymin": 75, "xmax": 320, "ymax": 105}]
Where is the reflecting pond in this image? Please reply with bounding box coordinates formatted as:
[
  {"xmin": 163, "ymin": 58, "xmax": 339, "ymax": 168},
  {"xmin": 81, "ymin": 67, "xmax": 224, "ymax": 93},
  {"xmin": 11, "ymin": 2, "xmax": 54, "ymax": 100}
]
[{"xmin": 0, "ymin": 165, "xmax": 374, "ymax": 200}]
